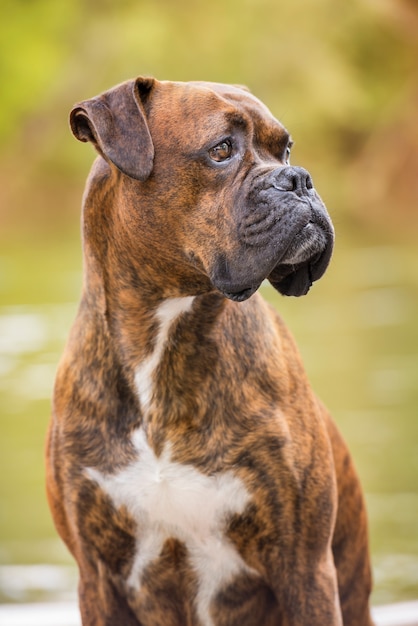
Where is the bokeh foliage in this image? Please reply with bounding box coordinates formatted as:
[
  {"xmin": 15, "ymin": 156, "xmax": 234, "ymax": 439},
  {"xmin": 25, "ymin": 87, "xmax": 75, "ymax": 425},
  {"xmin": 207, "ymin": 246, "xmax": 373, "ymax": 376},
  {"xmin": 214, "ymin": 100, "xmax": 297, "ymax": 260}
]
[{"xmin": 0, "ymin": 0, "xmax": 417, "ymax": 236}]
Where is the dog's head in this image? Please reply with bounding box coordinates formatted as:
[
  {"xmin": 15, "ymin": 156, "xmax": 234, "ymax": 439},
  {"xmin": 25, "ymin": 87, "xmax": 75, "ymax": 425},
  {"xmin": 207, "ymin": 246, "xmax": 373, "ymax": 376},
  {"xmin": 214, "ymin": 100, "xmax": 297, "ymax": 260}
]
[{"xmin": 70, "ymin": 78, "xmax": 334, "ymax": 300}]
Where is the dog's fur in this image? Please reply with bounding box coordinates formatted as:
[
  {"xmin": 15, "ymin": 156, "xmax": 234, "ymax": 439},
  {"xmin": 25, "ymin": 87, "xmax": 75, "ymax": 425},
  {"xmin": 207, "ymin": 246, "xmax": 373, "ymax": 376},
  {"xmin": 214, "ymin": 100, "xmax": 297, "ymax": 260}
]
[{"xmin": 46, "ymin": 77, "xmax": 374, "ymax": 625}]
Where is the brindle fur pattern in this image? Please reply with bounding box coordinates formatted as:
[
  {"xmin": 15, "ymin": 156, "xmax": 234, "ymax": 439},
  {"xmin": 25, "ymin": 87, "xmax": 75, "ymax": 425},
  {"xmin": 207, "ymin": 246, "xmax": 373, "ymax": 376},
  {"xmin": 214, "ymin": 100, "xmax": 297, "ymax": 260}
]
[{"xmin": 46, "ymin": 78, "xmax": 374, "ymax": 625}]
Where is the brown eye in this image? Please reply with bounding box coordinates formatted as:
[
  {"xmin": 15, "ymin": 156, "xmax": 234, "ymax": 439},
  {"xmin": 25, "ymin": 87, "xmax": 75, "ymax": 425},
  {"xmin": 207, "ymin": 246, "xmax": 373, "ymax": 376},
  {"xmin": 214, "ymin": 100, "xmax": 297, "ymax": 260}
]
[{"xmin": 209, "ymin": 139, "xmax": 232, "ymax": 162}]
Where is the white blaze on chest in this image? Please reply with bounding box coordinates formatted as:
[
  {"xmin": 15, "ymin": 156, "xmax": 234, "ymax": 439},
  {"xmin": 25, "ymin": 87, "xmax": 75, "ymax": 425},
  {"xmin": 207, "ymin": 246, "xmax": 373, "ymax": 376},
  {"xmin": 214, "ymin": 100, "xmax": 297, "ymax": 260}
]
[
  {"xmin": 86, "ymin": 428, "xmax": 255, "ymax": 626},
  {"xmin": 134, "ymin": 296, "xmax": 195, "ymax": 414}
]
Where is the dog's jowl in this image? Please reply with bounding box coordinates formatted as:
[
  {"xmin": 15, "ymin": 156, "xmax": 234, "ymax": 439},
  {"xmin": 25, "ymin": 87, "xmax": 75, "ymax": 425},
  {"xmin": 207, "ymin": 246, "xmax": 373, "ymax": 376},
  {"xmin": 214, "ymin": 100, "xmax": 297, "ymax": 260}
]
[{"xmin": 46, "ymin": 77, "xmax": 374, "ymax": 626}]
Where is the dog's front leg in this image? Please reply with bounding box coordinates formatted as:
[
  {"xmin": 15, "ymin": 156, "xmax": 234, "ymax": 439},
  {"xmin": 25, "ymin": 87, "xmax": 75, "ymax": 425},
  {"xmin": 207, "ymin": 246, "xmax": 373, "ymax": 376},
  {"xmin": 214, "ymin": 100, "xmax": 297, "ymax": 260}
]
[
  {"xmin": 279, "ymin": 549, "xmax": 342, "ymax": 626},
  {"xmin": 78, "ymin": 565, "xmax": 141, "ymax": 626}
]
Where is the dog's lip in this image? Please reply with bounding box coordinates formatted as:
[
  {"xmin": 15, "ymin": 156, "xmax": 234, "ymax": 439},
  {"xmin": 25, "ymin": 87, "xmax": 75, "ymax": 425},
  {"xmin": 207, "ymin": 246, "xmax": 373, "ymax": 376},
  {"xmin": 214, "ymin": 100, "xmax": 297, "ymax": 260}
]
[
  {"xmin": 268, "ymin": 226, "xmax": 334, "ymax": 297},
  {"xmin": 281, "ymin": 221, "xmax": 325, "ymax": 265}
]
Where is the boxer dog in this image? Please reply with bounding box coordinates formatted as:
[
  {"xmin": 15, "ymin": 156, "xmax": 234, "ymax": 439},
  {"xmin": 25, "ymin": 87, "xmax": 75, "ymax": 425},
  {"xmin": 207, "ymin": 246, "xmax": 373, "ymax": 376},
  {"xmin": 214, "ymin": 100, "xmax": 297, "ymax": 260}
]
[{"xmin": 46, "ymin": 77, "xmax": 374, "ymax": 626}]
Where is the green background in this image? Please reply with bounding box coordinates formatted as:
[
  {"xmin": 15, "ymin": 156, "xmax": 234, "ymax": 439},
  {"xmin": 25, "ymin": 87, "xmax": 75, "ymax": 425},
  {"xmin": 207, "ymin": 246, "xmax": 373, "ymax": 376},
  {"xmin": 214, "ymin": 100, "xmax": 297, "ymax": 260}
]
[{"xmin": 0, "ymin": 0, "xmax": 417, "ymax": 607}]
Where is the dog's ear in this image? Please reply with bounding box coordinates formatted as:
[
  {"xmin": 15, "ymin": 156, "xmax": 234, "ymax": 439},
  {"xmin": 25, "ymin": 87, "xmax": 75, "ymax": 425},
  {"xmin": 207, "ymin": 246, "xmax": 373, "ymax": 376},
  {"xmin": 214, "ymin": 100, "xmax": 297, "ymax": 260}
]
[{"xmin": 70, "ymin": 77, "xmax": 155, "ymax": 181}]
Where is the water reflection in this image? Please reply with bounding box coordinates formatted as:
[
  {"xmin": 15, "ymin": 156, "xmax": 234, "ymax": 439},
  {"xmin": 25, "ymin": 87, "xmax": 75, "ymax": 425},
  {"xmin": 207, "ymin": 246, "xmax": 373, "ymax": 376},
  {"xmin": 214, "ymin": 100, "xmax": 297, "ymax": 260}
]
[
  {"xmin": 0, "ymin": 565, "xmax": 77, "ymax": 604},
  {"xmin": 0, "ymin": 303, "xmax": 76, "ymax": 400}
]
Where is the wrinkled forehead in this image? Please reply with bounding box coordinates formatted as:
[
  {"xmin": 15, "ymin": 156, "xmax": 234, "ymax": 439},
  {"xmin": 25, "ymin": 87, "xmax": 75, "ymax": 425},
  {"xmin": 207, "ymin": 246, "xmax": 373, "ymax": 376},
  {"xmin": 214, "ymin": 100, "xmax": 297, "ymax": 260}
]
[{"xmin": 150, "ymin": 80, "xmax": 290, "ymax": 146}]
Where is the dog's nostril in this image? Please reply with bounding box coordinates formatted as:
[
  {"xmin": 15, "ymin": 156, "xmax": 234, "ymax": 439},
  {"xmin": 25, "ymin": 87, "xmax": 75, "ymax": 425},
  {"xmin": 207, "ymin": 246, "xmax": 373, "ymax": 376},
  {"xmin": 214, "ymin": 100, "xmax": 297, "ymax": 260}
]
[
  {"xmin": 273, "ymin": 168, "xmax": 298, "ymax": 192},
  {"xmin": 290, "ymin": 174, "xmax": 298, "ymax": 192},
  {"xmin": 273, "ymin": 166, "xmax": 313, "ymax": 194}
]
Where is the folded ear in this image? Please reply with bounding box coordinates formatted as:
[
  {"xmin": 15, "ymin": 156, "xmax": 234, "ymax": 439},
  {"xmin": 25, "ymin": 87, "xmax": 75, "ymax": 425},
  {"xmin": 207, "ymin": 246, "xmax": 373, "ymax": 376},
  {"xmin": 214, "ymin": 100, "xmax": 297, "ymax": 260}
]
[{"xmin": 69, "ymin": 77, "xmax": 155, "ymax": 181}]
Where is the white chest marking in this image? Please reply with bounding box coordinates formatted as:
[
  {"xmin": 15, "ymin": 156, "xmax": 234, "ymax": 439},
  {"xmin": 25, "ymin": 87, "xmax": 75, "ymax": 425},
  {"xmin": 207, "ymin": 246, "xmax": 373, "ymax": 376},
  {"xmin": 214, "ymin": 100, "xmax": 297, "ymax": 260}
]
[
  {"xmin": 87, "ymin": 429, "xmax": 255, "ymax": 626},
  {"xmin": 134, "ymin": 296, "xmax": 195, "ymax": 414}
]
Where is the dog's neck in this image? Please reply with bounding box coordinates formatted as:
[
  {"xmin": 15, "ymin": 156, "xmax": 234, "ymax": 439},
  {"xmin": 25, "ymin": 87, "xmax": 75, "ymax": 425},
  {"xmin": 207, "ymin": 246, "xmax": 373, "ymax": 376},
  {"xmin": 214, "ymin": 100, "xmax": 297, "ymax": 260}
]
[
  {"xmin": 115, "ymin": 291, "xmax": 227, "ymax": 450},
  {"xmin": 81, "ymin": 214, "xmax": 228, "ymax": 427}
]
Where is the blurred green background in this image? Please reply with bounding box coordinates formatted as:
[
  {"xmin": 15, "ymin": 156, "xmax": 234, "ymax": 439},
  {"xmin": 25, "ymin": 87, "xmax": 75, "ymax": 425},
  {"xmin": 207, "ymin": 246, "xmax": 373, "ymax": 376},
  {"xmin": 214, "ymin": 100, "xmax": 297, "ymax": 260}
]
[{"xmin": 0, "ymin": 0, "xmax": 417, "ymax": 608}]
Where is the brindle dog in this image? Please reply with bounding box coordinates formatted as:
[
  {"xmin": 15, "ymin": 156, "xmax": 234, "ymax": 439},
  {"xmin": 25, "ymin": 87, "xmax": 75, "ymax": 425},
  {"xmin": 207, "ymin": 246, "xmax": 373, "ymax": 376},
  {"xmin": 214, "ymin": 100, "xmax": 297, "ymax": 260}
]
[{"xmin": 46, "ymin": 77, "xmax": 374, "ymax": 626}]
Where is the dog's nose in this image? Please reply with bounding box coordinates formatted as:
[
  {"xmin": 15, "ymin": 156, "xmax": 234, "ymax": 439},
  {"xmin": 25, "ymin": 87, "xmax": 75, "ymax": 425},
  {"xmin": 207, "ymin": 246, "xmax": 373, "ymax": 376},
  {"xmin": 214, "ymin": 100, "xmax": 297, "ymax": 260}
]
[{"xmin": 272, "ymin": 166, "xmax": 313, "ymax": 194}]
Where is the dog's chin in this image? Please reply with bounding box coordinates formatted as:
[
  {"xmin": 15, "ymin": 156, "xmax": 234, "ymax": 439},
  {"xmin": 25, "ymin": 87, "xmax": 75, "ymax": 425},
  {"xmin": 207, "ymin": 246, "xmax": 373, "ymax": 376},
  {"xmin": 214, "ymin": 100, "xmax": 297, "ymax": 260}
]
[
  {"xmin": 217, "ymin": 283, "xmax": 261, "ymax": 302},
  {"xmin": 213, "ymin": 249, "xmax": 331, "ymax": 302},
  {"xmin": 211, "ymin": 220, "xmax": 333, "ymax": 301}
]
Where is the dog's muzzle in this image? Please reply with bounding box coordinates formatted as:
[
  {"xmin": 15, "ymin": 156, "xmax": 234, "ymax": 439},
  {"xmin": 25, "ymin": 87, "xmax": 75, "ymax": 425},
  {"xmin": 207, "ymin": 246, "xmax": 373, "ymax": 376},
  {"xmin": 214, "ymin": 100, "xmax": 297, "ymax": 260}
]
[{"xmin": 212, "ymin": 166, "xmax": 334, "ymax": 300}]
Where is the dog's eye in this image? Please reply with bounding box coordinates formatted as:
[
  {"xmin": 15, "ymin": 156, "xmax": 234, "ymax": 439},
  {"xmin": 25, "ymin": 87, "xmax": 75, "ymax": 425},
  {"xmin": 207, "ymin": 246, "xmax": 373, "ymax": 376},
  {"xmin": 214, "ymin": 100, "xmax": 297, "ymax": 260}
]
[
  {"xmin": 285, "ymin": 143, "xmax": 292, "ymax": 164},
  {"xmin": 209, "ymin": 139, "xmax": 233, "ymax": 162}
]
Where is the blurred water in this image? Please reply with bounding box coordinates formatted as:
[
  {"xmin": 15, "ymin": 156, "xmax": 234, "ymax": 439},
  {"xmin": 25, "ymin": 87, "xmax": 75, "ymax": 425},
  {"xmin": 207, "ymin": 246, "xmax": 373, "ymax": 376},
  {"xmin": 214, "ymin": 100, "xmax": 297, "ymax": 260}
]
[{"xmin": 0, "ymin": 234, "xmax": 417, "ymax": 607}]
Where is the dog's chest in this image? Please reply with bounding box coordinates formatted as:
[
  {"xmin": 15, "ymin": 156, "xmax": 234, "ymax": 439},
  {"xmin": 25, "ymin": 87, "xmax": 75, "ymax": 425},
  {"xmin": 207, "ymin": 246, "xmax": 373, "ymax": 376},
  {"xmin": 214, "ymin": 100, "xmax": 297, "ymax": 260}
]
[{"xmin": 87, "ymin": 428, "xmax": 255, "ymax": 625}]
